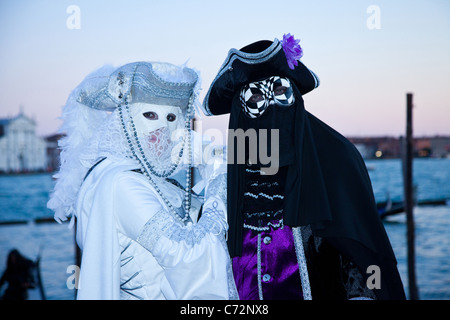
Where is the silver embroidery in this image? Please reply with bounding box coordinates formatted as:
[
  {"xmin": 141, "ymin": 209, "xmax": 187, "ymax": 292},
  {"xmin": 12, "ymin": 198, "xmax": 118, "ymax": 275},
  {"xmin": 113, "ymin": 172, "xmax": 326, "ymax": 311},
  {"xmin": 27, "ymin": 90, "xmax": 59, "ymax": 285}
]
[
  {"xmin": 244, "ymin": 191, "xmax": 284, "ymax": 200},
  {"xmin": 292, "ymin": 227, "xmax": 312, "ymax": 300},
  {"xmin": 136, "ymin": 203, "xmax": 238, "ymax": 299},
  {"xmin": 205, "ymin": 173, "xmax": 227, "ymax": 206},
  {"xmin": 137, "ymin": 209, "xmax": 173, "ymax": 252},
  {"xmin": 137, "ymin": 203, "xmax": 226, "ymax": 252},
  {"xmin": 243, "ymin": 218, "xmax": 284, "ymax": 232}
]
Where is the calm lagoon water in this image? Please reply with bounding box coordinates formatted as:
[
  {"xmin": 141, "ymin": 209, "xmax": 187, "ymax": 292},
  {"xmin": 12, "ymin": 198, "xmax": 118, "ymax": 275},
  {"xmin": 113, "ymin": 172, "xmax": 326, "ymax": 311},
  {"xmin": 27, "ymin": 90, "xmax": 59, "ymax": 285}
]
[{"xmin": 0, "ymin": 158, "xmax": 449, "ymax": 300}]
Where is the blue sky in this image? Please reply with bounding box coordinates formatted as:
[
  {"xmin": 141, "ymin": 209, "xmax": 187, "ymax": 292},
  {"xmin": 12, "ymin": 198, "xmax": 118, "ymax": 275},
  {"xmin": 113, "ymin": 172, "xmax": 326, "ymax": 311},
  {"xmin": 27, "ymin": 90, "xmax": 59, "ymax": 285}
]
[{"xmin": 0, "ymin": 0, "xmax": 449, "ymax": 137}]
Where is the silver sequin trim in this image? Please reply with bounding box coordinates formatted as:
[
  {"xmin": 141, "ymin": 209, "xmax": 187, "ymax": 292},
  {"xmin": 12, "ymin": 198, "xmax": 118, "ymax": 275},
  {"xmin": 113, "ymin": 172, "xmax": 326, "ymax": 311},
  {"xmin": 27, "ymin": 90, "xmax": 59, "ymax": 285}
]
[
  {"xmin": 257, "ymin": 232, "xmax": 264, "ymax": 300},
  {"xmin": 243, "ymin": 218, "xmax": 284, "ymax": 232},
  {"xmin": 137, "ymin": 205, "xmax": 226, "ymax": 253},
  {"xmin": 137, "ymin": 209, "xmax": 170, "ymax": 252},
  {"xmin": 292, "ymin": 227, "xmax": 312, "ymax": 300},
  {"xmin": 205, "ymin": 173, "xmax": 227, "ymax": 206}
]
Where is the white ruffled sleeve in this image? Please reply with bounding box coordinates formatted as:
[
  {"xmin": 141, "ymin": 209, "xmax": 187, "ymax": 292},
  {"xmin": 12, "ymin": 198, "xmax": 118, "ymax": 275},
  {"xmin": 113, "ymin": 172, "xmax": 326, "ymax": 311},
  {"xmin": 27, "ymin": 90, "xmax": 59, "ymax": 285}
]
[{"xmin": 113, "ymin": 172, "xmax": 237, "ymax": 300}]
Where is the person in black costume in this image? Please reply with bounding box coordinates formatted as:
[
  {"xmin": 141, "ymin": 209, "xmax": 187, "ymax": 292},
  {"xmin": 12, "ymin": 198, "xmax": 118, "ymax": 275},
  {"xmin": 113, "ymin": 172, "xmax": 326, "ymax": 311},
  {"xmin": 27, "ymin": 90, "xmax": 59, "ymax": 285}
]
[
  {"xmin": 202, "ymin": 34, "xmax": 406, "ymax": 300},
  {"xmin": 0, "ymin": 249, "xmax": 36, "ymax": 300}
]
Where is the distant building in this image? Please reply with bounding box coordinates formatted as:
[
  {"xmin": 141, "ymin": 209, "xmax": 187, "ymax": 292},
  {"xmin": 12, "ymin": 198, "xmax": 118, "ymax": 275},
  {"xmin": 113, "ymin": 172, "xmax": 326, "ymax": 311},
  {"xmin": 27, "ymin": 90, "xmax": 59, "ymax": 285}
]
[
  {"xmin": 0, "ymin": 112, "xmax": 47, "ymax": 173},
  {"xmin": 348, "ymin": 135, "xmax": 450, "ymax": 159},
  {"xmin": 429, "ymin": 136, "xmax": 450, "ymax": 158},
  {"xmin": 414, "ymin": 137, "xmax": 432, "ymax": 158},
  {"xmin": 348, "ymin": 136, "xmax": 401, "ymax": 159}
]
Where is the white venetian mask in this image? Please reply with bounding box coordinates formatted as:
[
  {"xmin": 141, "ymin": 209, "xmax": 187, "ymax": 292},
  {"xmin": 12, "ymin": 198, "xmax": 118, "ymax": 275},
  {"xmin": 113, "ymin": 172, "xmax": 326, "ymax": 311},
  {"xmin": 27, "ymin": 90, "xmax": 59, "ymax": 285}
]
[
  {"xmin": 128, "ymin": 103, "xmax": 184, "ymax": 170},
  {"xmin": 129, "ymin": 103, "xmax": 183, "ymax": 136}
]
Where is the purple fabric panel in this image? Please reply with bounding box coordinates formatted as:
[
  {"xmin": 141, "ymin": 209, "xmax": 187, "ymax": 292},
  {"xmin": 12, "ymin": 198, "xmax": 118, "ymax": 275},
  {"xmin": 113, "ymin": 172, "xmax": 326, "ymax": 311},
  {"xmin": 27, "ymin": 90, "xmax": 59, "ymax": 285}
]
[{"xmin": 232, "ymin": 225, "xmax": 303, "ymax": 300}]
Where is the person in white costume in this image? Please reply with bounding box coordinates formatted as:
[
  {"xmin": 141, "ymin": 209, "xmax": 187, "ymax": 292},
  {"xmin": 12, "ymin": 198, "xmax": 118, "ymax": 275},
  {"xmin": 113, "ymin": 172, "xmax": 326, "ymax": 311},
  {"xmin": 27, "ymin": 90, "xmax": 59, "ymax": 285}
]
[{"xmin": 47, "ymin": 61, "xmax": 238, "ymax": 300}]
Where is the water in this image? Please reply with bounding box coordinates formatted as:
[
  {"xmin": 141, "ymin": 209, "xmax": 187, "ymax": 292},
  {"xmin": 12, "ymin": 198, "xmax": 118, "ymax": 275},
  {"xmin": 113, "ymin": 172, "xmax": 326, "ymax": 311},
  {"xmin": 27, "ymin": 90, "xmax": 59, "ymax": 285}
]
[
  {"xmin": 366, "ymin": 158, "xmax": 450, "ymax": 204},
  {"xmin": 365, "ymin": 158, "xmax": 450, "ymax": 300},
  {"xmin": 0, "ymin": 173, "xmax": 76, "ymax": 300},
  {"xmin": 0, "ymin": 173, "xmax": 55, "ymax": 222},
  {"xmin": 384, "ymin": 206, "xmax": 450, "ymax": 300},
  {"xmin": 0, "ymin": 159, "xmax": 449, "ymax": 300},
  {"xmin": 0, "ymin": 222, "xmax": 75, "ymax": 300}
]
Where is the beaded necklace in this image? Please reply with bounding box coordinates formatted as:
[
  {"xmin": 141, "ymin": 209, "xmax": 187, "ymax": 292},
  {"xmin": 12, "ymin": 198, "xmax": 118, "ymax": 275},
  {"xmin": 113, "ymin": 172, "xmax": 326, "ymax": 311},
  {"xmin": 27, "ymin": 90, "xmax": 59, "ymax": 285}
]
[{"xmin": 118, "ymin": 95, "xmax": 193, "ymax": 224}]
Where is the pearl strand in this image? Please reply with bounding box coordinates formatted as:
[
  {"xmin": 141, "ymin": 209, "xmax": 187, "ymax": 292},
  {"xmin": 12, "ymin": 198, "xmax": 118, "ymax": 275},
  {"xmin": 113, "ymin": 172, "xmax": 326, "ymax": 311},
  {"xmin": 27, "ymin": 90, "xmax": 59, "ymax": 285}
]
[{"xmin": 182, "ymin": 95, "xmax": 194, "ymax": 218}]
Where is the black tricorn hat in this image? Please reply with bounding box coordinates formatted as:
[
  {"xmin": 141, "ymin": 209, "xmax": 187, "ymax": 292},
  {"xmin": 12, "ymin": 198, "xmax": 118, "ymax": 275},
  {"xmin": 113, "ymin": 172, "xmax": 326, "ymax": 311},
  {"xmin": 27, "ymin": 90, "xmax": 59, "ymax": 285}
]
[{"xmin": 203, "ymin": 37, "xmax": 320, "ymax": 116}]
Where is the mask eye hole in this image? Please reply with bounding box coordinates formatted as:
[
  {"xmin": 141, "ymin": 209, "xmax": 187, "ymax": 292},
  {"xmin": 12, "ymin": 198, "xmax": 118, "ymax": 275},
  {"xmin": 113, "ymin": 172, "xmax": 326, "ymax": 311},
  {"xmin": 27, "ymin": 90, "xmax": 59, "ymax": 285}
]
[
  {"xmin": 143, "ymin": 111, "xmax": 158, "ymax": 120},
  {"xmin": 249, "ymin": 94, "xmax": 264, "ymax": 103},
  {"xmin": 167, "ymin": 113, "xmax": 176, "ymax": 122},
  {"xmin": 274, "ymin": 86, "xmax": 287, "ymax": 96}
]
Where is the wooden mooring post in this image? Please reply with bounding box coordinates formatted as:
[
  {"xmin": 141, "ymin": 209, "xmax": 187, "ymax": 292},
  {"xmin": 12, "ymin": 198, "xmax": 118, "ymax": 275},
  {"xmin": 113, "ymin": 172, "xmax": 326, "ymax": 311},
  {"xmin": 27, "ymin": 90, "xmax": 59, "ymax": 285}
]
[{"xmin": 404, "ymin": 92, "xmax": 419, "ymax": 300}]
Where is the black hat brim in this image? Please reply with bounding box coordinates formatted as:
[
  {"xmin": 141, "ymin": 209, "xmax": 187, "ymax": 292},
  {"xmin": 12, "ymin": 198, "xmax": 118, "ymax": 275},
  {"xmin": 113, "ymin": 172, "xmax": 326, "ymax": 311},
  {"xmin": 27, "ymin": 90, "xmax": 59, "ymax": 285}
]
[{"xmin": 203, "ymin": 38, "xmax": 319, "ymax": 116}]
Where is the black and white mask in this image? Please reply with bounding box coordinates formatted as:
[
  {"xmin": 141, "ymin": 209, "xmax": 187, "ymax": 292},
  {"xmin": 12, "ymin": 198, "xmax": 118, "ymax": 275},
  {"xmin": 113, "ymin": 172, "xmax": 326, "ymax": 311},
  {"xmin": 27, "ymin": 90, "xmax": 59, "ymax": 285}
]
[{"xmin": 240, "ymin": 76, "xmax": 295, "ymax": 118}]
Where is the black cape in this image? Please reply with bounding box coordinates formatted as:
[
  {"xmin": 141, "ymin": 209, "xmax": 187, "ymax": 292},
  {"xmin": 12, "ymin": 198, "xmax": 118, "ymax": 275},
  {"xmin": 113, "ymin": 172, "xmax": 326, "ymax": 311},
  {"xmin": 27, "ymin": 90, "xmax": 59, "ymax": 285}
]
[{"xmin": 227, "ymin": 84, "xmax": 406, "ymax": 300}]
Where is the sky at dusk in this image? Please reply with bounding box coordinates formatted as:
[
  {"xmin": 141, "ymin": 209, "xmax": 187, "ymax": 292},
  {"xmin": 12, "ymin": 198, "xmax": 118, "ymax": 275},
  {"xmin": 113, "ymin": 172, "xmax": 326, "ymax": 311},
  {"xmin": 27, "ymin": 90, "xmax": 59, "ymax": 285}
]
[{"xmin": 0, "ymin": 0, "xmax": 449, "ymax": 139}]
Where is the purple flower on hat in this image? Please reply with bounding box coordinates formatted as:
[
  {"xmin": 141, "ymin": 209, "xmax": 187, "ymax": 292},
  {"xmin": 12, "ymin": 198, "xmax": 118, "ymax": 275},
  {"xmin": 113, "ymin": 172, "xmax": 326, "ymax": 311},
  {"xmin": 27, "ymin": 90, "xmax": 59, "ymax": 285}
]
[{"xmin": 282, "ymin": 33, "xmax": 303, "ymax": 70}]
